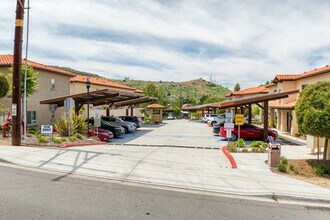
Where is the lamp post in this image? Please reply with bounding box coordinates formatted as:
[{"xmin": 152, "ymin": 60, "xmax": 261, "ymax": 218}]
[{"xmin": 86, "ymin": 78, "xmax": 91, "ymax": 138}]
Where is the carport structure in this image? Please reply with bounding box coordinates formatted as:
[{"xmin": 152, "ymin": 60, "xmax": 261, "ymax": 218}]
[
  {"xmin": 113, "ymin": 96, "xmax": 159, "ymax": 116},
  {"xmin": 183, "ymin": 90, "xmax": 299, "ymax": 141},
  {"xmin": 40, "ymin": 89, "xmax": 156, "ymax": 116}
]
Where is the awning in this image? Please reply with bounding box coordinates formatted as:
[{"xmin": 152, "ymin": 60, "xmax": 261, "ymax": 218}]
[
  {"xmin": 113, "ymin": 97, "xmax": 158, "ymax": 108},
  {"xmin": 269, "ymin": 101, "xmax": 296, "ymax": 110},
  {"xmin": 40, "ymin": 89, "xmax": 143, "ymax": 107},
  {"xmin": 183, "ymin": 90, "xmax": 299, "ymax": 111}
]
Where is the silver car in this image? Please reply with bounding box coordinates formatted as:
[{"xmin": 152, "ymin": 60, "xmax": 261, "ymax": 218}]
[{"xmin": 101, "ymin": 116, "xmax": 136, "ymax": 133}]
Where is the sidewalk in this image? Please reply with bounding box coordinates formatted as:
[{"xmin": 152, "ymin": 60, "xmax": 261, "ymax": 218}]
[{"xmin": 0, "ymin": 145, "xmax": 329, "ymax": 205}]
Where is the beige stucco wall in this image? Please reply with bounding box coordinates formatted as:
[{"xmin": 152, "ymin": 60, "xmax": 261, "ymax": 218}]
[
  {"xmin": 0, "ymin": 66, "xmax": 71, "ymax": 128},
  {"xmin": 149, "ymin": 109, "xmax": 163, "ymax": 122}
]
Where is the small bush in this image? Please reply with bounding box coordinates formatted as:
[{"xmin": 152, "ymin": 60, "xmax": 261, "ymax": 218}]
[
  {"xmin": 242, "ymin": 148, "xmax": 248, "ymax": 153},
  {"xmin": 228, "ymin": 146, "xmax": 237, "ymax": 153},
  {"xmin": 61, "ymin": 137, "xmax": 67, "ymax": 143},
  {"xmin": 250, "ymin": 141, "xmax": 268, "ymax": 148},
  {"xmin": 280, "ymin": 157, "xmax": 288, "ymax": 166},
  {"xmin": 259, "ymin": 148, "xmax": 266, "ymax": 153},
  {"xmin": 235, "ymin": 138, "xmax": 245, "ymax": 148},
  {"xmin": 28, "ymin": 128, "xmax": 36, "ymax": 134},
  {"xmin": 288, "ymin": 163, "xmax": 294, "ymax": 171},
  {"xmin": 70, "ymin": 136, "xmax": 77, "ymax": 142},
  {"xmin": 37, "ymin": 135, "xmax": 47, "ymax": 143},
  {"xmin": 312, "ymin": 165, "xmax": 329, "ymax": 176},
  {"xmin": 293, "ymin": 167, "xmax": 299, "ymax": 175},
  {"xmin": 277, "ymin": 164, "xmax": 287, "ymax": 172},
  {"xmin": 51, "ymin": 137, "xmax": 61, "ymax": 144},
  {"xmin": 76, "ymin": 133, "xmax": 83, "ymax": 140},
  {"xmin": 251, "ymin": 147, "xmax": 259, "ymax": 152}
]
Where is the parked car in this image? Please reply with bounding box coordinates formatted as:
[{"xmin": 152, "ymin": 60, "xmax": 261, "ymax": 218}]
[
  {"xmin": 119, "ymin": 116, "xmax": 142, "ymax": 128},
  {"xmin": 207, "ymin": 114, "xmax": 226, "ymax": 127},
  {"xmin": 202, "ymin": 114, "xmax": 218, "ymax": 123},
  {"xmin": 89, "ymin": 128, "xmax": 113, "ymax": 142},
  {"xmin": 213, "ymin": 121, "xmax": 225, "ymax": 136},
  {"xmin": 166, "ymin": 115, "xmax": 175, "ymax": 120},
  {"xmin": 87, "ymin": 118, "xmax": 125, "ymax": 138},
  {"xmin": 220, "ymin": 124, "xmax": 278, "ymax": 141},
  {"xmin": 101, "ymin": 116, "xmax": 136, "ymax": 133}
]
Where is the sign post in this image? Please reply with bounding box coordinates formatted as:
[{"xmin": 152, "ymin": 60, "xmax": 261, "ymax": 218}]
[
  {"xmin": 94, "ymin": 108, "xmax": 101, "ymax": 137},
  {"xmin": 64, "ymin": 98, "xmax": 75, "ymax": 141},
  {"xmin": 235, "ymin": 114, "xmax": 244, "ymax": 152}
]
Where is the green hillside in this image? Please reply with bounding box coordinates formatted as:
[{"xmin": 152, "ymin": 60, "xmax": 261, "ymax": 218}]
[{"xmin": 53, "ymin": 66, "xmax": 230, "ymax": 104}]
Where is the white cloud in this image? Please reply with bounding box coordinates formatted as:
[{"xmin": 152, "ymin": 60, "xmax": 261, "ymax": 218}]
[{"xmin": 1, "ymin": 0, "xmax": 330, "ymax": 90}]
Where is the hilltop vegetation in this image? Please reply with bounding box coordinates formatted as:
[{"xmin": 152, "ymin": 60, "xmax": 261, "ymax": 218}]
[{"xmin": 53, "ymin": 66, "xmax": 230, "ymax": 106}]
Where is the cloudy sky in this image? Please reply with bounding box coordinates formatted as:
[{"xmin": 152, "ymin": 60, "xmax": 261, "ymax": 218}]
[{"xmin": 1, "ymin": 0, "xmax": 330, "ymax": 89}]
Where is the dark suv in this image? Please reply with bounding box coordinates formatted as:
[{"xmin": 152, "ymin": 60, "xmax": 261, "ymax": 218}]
[
  {"xmin": 119, "ymin": 116, "xmax": 142, "ymax": 128},
  {"xmin": 87, "ymin": 118, "xmax": 125, "ymax": 138}
]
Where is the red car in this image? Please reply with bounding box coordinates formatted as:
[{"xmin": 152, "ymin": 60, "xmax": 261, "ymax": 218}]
[
  {"xmin": 220, "ymin": 124, "xmax": 278, "ymax": 141},
  {"xmin": 89, "ymin": 129, "xmax": 114, "ymax": 142}
]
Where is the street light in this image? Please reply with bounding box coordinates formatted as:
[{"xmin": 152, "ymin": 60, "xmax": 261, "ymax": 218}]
[{"xmin": 86, "ymin": 78, "xmax": 91, "ymax": 138}]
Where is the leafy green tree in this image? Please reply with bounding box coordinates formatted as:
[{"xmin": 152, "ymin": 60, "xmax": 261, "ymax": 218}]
[
  {"xmin": 199, "ymin": 94, "xmax": 209, "ymax": 105},
  {"xmin": 234, "ymin": 83, "xmax": 241, "ymax": 91},
  {"xmin": 252, "ymin": 106, "xmax": 260, "ymax": 116},
  {"xmin": 143, "ymin": 83, "xmax": 169, "ymax": 106},
  {"xmin": 295, "ymin": 81, "xmax": 330, "ymax": 160},
  {"xmin": 173, "ymin": 107, "xmax": 181, "ymax": 117},
  {"xmin": 203, "ymin": 97, "xmax": 224, "ymax": 104},
  {"xmin": 9, "ymin": 65, "xmax": 39, "ymax": 97},
  {"xmin": 0, "ymin": 72, "xmax": 10, "ymax": 98}
]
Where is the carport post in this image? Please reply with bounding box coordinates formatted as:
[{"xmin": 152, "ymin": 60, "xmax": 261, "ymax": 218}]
[
  {"xmin": 248, "ymin": 104, "xmax": 252, "ymax": 124},
  {"xmin": 263, "ymin": 101, "xmax": 269, "ymax": 141},
  {"xmin": 130, "ymin": 105, "xmax": 135, "ymax": 116},
  {"xmin": 126, "ymin": 108, "xmax": 129, "ymax": 116}
]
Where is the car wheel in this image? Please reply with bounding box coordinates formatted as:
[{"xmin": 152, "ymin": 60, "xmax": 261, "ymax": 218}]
[
  {"xmin": 230, "ymin": 133, "xmax": 237, "ymax": 141},
  {"xmin": 124, "ymin": 127, "xmax": 128, "ymax": 133},
  {"xmin": 211, "ymin": 121, "xmax": 216, "ymax": 127}
]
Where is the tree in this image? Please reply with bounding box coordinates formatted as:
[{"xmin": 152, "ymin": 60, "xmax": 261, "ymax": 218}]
[
  {"xmin": 143, "ymin": 83, "xmax": 169, "ymax": 106},
  {"xmin": 252, "ymin": 106, "xmax": 260, "ymax": 116},
  {"xmin": 9, "ymin": 65, "xmax": 38, "ymax": 97},
  {"xmin": 295, "ymin": 81, "xmax": 330, "ymax": 160},
  {"xmin": 234, "ymin": 83, "xmax": 241, "ymax": 91},
  {"xmin": 0, "ymin": 72, "xmax": 10, "ymax": 98},
  {"xmin": 199, "ymin": 94, "xmax": 209, "ymax": 105}
]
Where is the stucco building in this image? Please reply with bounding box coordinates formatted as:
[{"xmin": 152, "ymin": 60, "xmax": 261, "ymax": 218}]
[{"xmin": 0, "ymin": 54, "xmax": 74, "ymax": 127}]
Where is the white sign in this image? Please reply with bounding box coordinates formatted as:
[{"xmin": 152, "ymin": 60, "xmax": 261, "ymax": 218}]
[
  {"xmin": 41, "ymin": 125, "xmax": 53, "ymax": 134},
  {"xmin": 94, "ymin": 108, "xmax": 101, "ymax": 119},
  {"xmin": 225, "ymin": 112, "xmax": 233, "ymax": 118},
  {"xmin": 224, "ymin": 122, "xmax": 235, "ymax": 130},
  {"xmin": 12, "ymin": 103, "xmax": 17, "ymax": 116},
  {"xmin": 64, "ymin": 98, "xmax": 75, "ymax": 110},
  {"xmin": 226, "ymin": 130, "xmax": 232, "ymax": 138}
]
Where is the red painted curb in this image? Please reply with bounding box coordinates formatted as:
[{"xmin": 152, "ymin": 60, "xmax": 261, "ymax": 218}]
[
  {"xmin": 60, "ymin": 142, "xmax": 107, "ymax": 148},
  {"xmin": 221, "ymin": 146, "xmax": 238, "ymax": 169}
]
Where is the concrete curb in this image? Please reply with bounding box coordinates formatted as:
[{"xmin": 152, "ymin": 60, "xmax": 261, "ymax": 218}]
[
  {"xmin": 60, "ymin": 142, "xmax": 107, "ymax": 148},
  {"xmin": 221, "ymin": 146, "xmax": 238, "ymax": 169}
]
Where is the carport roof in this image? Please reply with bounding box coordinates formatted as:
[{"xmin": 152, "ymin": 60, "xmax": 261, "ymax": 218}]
[
  {"xmin": 183, "ymin": 90, "xmax": 299, "ymax": 111},
  {"xmin": 113, "ymin": 96, "xmax": 159, "ymax": 107},
  {"xmin": 40, "ymin": 89, "xmax": 143, "ymax": 107}
]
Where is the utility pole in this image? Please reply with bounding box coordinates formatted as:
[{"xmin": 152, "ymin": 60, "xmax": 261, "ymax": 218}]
[{"xmin": 12, "ymin": 0, "xmax": 25, "ymax": 146}]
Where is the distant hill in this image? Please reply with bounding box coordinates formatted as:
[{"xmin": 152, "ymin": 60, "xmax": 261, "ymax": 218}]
[{"xmin": 53, "ymin": 66, "xmax": 230, "ymax": 101}]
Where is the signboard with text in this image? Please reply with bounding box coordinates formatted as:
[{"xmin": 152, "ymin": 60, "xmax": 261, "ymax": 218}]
[
  {"xmin": 235, "ymin": 114, "xmax": 244, "ymax": 126},
  {"xmin": 224, "ymin": 122, "xmax": 234, "ymax": 131},
  {"xmin": 41, "ymin": 125, "xmax": 53, "ymax": 134}
]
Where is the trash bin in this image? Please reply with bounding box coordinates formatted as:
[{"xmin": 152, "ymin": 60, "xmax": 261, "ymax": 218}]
[{"xmin": 268, "ymin": 143, "xmax": 281, "ymax": 167}]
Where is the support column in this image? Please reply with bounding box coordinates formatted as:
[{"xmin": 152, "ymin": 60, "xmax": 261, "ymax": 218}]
[
  {"xmin": 276, "ymin": 109, "xmax": 281, "ymax": 130},
  {"xmin": 263, "ymin": 101, "xmax": 269, "ymax": 141},
  {"xmin": 270, "ymin": 108, "xmax": 275, "ymax": 128},
  {"xmin": 130, "ymin": 105, "xmax": 134, "ymax": 116},
  {"xmin": 126, "ymin": 108, "xmax": 129, "ymax": 116},
  {"xmin": 248, "ymin": 104, "xmax": 252, "ymax": 124},
  {"xmin": 240, "ymin": 106, "xmax": 244, "ymax": 114}
]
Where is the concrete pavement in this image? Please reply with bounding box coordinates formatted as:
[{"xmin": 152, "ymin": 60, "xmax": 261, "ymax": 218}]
[{"xmin": 0, "ymin": 120, "xmax": 329, "ymax": 205}]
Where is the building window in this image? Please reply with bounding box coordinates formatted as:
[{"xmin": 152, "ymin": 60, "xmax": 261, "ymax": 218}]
[
  {"xmin": 302, "ymin": 84, "xmax": 308, "ymax": 90},
  {"xmin": 27, "ymin": 111, "xmax": 37, "ymax": 125},
  {"xmin": 273, "ymin": 90, "xmax": 277, "ymax": 93},
  {"xmin": 51, "ymin": 79, "xmax": 55, "ymax": 90}
]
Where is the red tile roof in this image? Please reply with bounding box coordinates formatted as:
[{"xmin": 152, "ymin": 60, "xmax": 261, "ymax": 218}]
[
  {"xmin": 70, "ymin": 75, "xmax": 136, "ymax": 91},
  {"xmin": 269, "ymin": 101, "xmax": 296, "ymax": 109},
  {"xmin": 225, "ymin": 85, "xmax": 269, "ymax": 97},
  {"xmin": 274, "ymin": 65, "xmax": 330, "ymax": 82},
  {"xmin": 147, "ymin": 104, "xmax": 165, "ymax": 109},
  {"xmin": 0, "ymin": 54, "xmax": 75, "ymax": 77}
]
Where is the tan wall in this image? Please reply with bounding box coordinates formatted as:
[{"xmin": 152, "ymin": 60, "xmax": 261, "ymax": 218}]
[
  {"xmin": 149, "ymin": 109, "xmax": 163, "ymax": 122},
  {"xmin": 0, "ymin": 66, "xmax": 71, "ymax": 127}
]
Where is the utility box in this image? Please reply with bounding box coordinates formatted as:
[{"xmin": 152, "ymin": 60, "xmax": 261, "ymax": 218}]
[{"xmin": 268, "ymin": 143, "xmax": 281, "ymax": 167}]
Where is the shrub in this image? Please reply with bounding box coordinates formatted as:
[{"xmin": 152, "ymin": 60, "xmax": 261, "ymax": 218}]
[
  {"xmin": 250, "ymin": 141, "xmax": 268, "ymax": 148},
  {"xmin": 277, "ymin": 164, "xmax": 287, "ymax": 172},
  {"xmin": 70, "ymin": 135, "xmax": 77, "ymax": 142},
  {"xmin": 259, "ymin": 148, "xmax": 266, "ymax": 153},
  {"xmin": 251, "ymin": 147, "xmax": 259, "ymax": 152},
  {"xmin": 293, "ymin": 167, "xmax": 299, "ymax": 175},
  {"xmin": 312, "ymin": 165, "xmax": 329, "ymax": 176},
  {"xmin": 288, "ymin": 163, "xmax": 294, "ymax": 171},
  {"xmin": 228, "ymin": 146, "xmax": 237, "ymax": 153},
  {"xmin": 72, "ymin": 114, "xmax": 87, "ymax": 135},
  {"xmin": 242, "ymin": 148, "xmax": 248, "ymax": 153},
  {"xmin": 51, "ymin": 137, "xmax": 61, "ymax": 144},
  {"xmin": 28, "ymin": 128, "xmax": 36, "ymax": 134},
  {"xmin": 36, "ymin": 134, "xmax": 47, "ymax": 143},
  {"xmin": 235, "ymin": 138, "xmax": 245, "ymax": 148},
  {"xmin": 61, "ymin": 137, "xmax": 67, "ymax": 143},
  {"xmin": 76, "ymin": 133, "xmax": 83, "ymax": 140},
  {"xmin": 280, "ymin": 157, "xmax": 288, "ymax": 166},
  {"xmin": 54, "ymin": 112, "xmax": 87, "ymax": 137}
]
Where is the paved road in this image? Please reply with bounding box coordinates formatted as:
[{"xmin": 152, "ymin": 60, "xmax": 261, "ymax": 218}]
[{"xmin": 1, "ymin": 164, "xmax": 329, "ymax": 220}]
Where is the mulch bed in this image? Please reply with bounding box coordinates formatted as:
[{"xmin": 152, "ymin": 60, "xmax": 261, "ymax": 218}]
[{"xmin": 272, "ymin": 159, "xmax": 330, "ymax": 189}]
